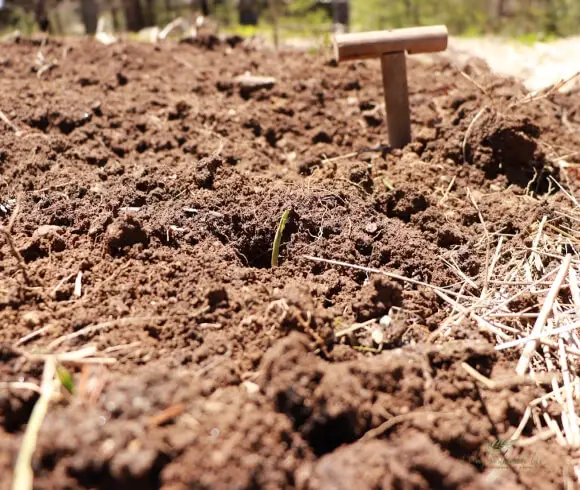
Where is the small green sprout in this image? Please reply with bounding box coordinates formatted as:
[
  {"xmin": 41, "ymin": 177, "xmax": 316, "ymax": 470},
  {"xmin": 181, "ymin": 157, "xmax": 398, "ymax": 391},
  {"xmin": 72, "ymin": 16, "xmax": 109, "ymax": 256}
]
[
  {"xmin": 271, "ymin": 209, "xmax": 291, "ymax": 268},
  {"xmin": 56, "ymin": 364, "xmax": 75, "ymax": 394}
]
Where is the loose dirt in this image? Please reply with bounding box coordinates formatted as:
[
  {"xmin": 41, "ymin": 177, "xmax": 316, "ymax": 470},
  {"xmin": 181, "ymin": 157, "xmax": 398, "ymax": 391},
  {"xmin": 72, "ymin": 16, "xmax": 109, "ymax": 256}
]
[{"xmin": 1, "ymin": 35, "xmax": 580, "ymax": 489}]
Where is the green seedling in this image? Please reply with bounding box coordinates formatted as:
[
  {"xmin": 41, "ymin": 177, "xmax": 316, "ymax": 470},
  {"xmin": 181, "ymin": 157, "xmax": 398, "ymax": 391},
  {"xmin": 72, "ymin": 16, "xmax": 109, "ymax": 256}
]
[
  {"xmin": 271, "ymin": 209, "xmax": 291, "ymax": 268},
  {"xmin": 56, "ymin": 364, "xmax": 75, "ymax": 394}
]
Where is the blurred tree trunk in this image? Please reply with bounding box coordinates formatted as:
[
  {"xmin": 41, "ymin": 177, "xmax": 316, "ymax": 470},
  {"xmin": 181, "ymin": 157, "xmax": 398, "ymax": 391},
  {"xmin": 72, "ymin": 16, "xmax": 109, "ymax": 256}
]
[
  {"xmin": 34, "ymin": 0, "xmax": 50, "ymax": 31},
  {"xmin": 268, "ymin": 0, "xmax": 280, "ymax": 48},
  {"xmin": 111, "ymin": 3, "xmax": 122, "ymax": 30},
  {"xmin": 543, "ymin": 0, "xmax": 562, "ymax": 35},
  {"xmin": 81, "ymin": 0, "xmax": 99, "ymax": 34},
  {"xmin": 190, "ymin": 0, "xmax": 211, "ymax": 16},
  {"xmin": 496, "ymin": 0, "xmax": 506, "ymax": 16},
  {"xmin": 143, "ymin": 0, "xmax": 156, "ymax": 26},
  {"xmin": 199, "ymin": 0, "xmax": 210, "ymax": 16},
  {"xmin": 239, "ymin": 0, "xmax": 258, "ymax": 25},
  {"xmin": 122, "ymin": 0, "xmax": 145, "ymax": 31},
  {"xmin": 332, "ymin": 0, "xmax": 349, "ymax": 31}
]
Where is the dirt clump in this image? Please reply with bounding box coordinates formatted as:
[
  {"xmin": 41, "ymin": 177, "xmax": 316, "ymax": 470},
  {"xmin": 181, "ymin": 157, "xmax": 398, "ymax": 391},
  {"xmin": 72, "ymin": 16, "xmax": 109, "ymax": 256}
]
[
  {"xmin": 105, "ymin": 215, "xmax": 150, "ymax": 255},
  {"xmin": 464, "ymin": 111, "xmax": 557, "ymax": 192}
]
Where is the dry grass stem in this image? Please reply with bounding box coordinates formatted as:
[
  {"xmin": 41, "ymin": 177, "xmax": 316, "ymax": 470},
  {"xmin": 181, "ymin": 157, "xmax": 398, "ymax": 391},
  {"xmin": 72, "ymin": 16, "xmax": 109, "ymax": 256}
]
[
  {"xmin": 47, "ymin": 317, "xmax": 162, "ymax": 350},
  {"xmin": 0, "ymin": 108, "xmax": 22, "ymax": 135},
  {"xmin": 512, "ymin": 428, "xmax": 556, "ymax": 447},
  {"xmin": 12, "ymin": 358, "xmax": 56, "ymax": 490},
  {"xmin": 430, "ymin": 207, "xmax": 580, "ymax": 472},
  {"xmin": 16, "ymin": 324, "xmax": 54, "ymax": 346},
  {"xmin": 0, "ymin": 227, "xmax": 30, "ymax": 285},
  {"xmin": 335, "ymin": 319, "xmax": 376, "ymax": 338},
  {"xmin": 309, "ymin": 207, "xmax": 580, "ymax": 476},
  {"xmin": 462, "ymin": 107, "xmax": 487, "ymax": 164},
  {"xmin": 510, "ymin": 71, "xmax": 580, "ymax": 109},
  {"xmin": 0, "ymin": 381, "xmax": 43, "ymax": 395},
  {"xmin": 302, "ymin": 255, "xmax": 471, "ymax": 300},
  {"xmin": 73, "ymin": 271, "xmax": 83, "ymax": 297},
  {"xmin": 516, "ymin": 254, "xmax": 572, "ymax": 375}
]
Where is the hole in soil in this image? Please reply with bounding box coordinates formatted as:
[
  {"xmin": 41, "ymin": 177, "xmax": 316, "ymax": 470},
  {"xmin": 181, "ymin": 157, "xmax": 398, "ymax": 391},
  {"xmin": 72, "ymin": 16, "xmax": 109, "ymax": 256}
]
[
  {"xmin": 276, "ymin": 388, "xmax": 359, "ymax": 456},
  {"xmin": 1, "ymin": 393, "xmax": 38, "ymax": 433},
  {"xmin": 465, "ymin": 114, "xmax": 558, "ymax": 194},
  {"xmin": 28, "ymin": 115, "xmax": 50, "ymax": 132},
  {"xmin": 69, "ymin": 452, "xmax": 171, "ymax": 490},
  {"xmin": 304, "ymin": 412, "xmax": 359, "ymax": 456},
  {"xmin": 224, "ymin": 211, "xmax": 298, "ymax": 269}
]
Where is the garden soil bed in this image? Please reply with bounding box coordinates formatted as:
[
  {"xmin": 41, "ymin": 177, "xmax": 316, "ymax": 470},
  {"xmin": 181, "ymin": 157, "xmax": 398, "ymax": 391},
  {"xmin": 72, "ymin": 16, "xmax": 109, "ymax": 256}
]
[{"xmin": 2, "ymin": 35, "xmax": 580, "ymax": 489}]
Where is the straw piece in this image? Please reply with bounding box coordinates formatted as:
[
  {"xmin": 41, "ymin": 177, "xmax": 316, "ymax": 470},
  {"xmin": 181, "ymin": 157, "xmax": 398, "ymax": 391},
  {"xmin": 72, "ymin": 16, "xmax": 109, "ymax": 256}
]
[
  {"xmin": 12, "ymin": 358, "xmax": 56, "ymax": 490},
  {"xmin": 510, "ymin": 406, "xmax": 532, "ymax": 441},
  {"xmin": 560, "ymin": 337, "xmax": 580, "ymax": 446},
  {"xmin": 516, "ymin": 255, "xmax": 572, "ymax": 375},
  {"xmin": 495, "ymin": 320, "xmax": 580, "ymax": 350}
]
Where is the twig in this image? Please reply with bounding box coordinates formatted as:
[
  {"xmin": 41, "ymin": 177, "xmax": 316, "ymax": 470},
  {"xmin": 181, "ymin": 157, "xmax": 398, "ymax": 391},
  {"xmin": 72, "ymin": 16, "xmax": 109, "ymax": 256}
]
[
  {"xmin": 73, "ymin": 271, "xmax": 82, "ymax": 297},
  {"xmin": 49, "ymin": 273, "xmax": 75, "ymax": 298},
  {"xmin": 361, "ymin": 410, "xmax": 454, "ymax": 441},
  {"xmin": 516, "ymin": 255, "xmax": 572, "ymax": 375},
  {"xmin": 512, "ymin": 428, "xmax": 556, "ymax": 447},
  {"xmin": 495, "ymin": 320, "xmax": 580, "ymax": 350},
  {"xmin": 17, "ymin": 345, "xmax": 115, "ymax": 365},
  {"xmin": 510, "ymin": 406, "xmax": 532, "ymax": 441},
  {"xmin": 335, "ymin": 319, "xmax": 375, "ymax": 338},
  {"xmin": 46, "ymin": 317, "xmax": 162, "ymax": 350},
  {"xmin": 0, "ymin": 108, "xmax": 22, "ymax": 135},
  {"xmin": 12, "ymin": 358, "xmax": 56, "ymax": 490},
  {"xmin": 438, "ymin": 175, "xmax": 456, "ymax": 206},
  {"xmin": 530, "ymin": 216, "xmax": 547, "ymax": 272},
  {"xmin": 7, "ymin": 198, "xmax": 21, "ymax": 233},
  {"xmin": 148, "ymin": 403, "xmax": 185, "ymax": 426},
  {"xmin": 559, "ymin": 336, "xmax": 580, "ymax": 446},
  {"xmin": 548, "ymin": 176, "xmax": 580, "ymax": 207},
  {"xmin": 484, "ymin": 265, "xmax": 559, "ymax": 317},
  {"xmin": 302, "ymin": 255, "xmax": 470, "ymax": 299},
  {"xmin": 435, "ymin": 289, "xmax": 513, "ymax": 339},
  {"xmin": 0, "ymin": 227, "xmax": 30, "ymax": 285},
  {"xmin": 467, "ymin": 188, "xmax": 491, "ymax": 298},
  {"xmin": 321, "ymin": 151, "xmax": 358, "ymax": 164},
  {"xmin": 0, "ymin": 381, "xmax": 43, "ymax": 395},
  {"xmin": 462, "ymin": 362, "xmax": 559, "ymax": 391},
  {"xmin": 456, "ymin": 68, "xmax": 489, "ymax": 97},
  {"xmin": 16, "ymin": 324, "xmax": 54, "ymax": 346},
  {"xmin": 462, "ymin": 107, "xmax": 487, "ymax": 163},
  {"xmin": 487, "ymin": 235, "xmax": 504, "ymax": 284},
  {"xmin": 509, "ymin": 72, "xmax": 580, "ymax": 109},
  {"xmin": 442, "ymin": 256, "xmax": 478, "ymax": 289}
]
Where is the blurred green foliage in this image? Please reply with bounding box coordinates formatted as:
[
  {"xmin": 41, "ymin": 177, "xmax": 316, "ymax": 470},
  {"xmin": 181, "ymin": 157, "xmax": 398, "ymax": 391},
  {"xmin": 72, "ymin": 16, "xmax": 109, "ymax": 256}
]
[
  {"xmin": 2, "ymin": 0, "xmax": 580, "ymax": 39},
  {"xmin": 351, "ymin": 0, "xmax": 580, "ymax": 37},
  {"xmin": 286, "ymin": 0, "xmax": 580, "ymax": 38}
]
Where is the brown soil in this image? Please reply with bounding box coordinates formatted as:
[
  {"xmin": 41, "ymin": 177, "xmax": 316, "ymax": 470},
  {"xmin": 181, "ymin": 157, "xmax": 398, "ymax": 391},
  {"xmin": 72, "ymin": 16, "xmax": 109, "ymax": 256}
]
[{"xmin": 1, "ymin": 36, "xmax": 580, "ymax": 489}]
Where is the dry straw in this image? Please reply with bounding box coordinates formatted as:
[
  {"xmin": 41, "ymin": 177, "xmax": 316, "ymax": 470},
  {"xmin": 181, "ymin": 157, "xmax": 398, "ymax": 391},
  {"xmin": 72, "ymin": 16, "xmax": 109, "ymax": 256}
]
[{"xmin": 305, "ymin": 182, "xmax": 580, "ymax": 483}]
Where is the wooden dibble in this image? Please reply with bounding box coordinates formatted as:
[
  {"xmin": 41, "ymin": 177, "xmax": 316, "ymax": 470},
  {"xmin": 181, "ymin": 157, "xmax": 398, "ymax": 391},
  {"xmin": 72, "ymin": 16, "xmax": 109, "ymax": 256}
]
[{"xmin": 334, "ymin": 26, "xmax": 448, "ymax": 148}]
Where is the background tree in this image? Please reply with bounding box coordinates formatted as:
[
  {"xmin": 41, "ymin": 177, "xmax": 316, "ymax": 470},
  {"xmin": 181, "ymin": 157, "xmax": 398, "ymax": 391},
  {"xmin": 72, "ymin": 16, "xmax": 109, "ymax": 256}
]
[
  {"xmin": 121, "ymin": 0, "xmax": 144, "ymax": 31},
  {"xmin": 80, "ymin": 0, "xmax": 98, "ymax": 33}
]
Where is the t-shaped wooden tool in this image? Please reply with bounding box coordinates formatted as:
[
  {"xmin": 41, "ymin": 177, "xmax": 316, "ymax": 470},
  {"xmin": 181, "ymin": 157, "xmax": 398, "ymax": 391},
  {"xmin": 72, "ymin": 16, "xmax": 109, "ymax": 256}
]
[{"xmin": 333, "ymin": 26, "xmax": 448, "ymax": 148}]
